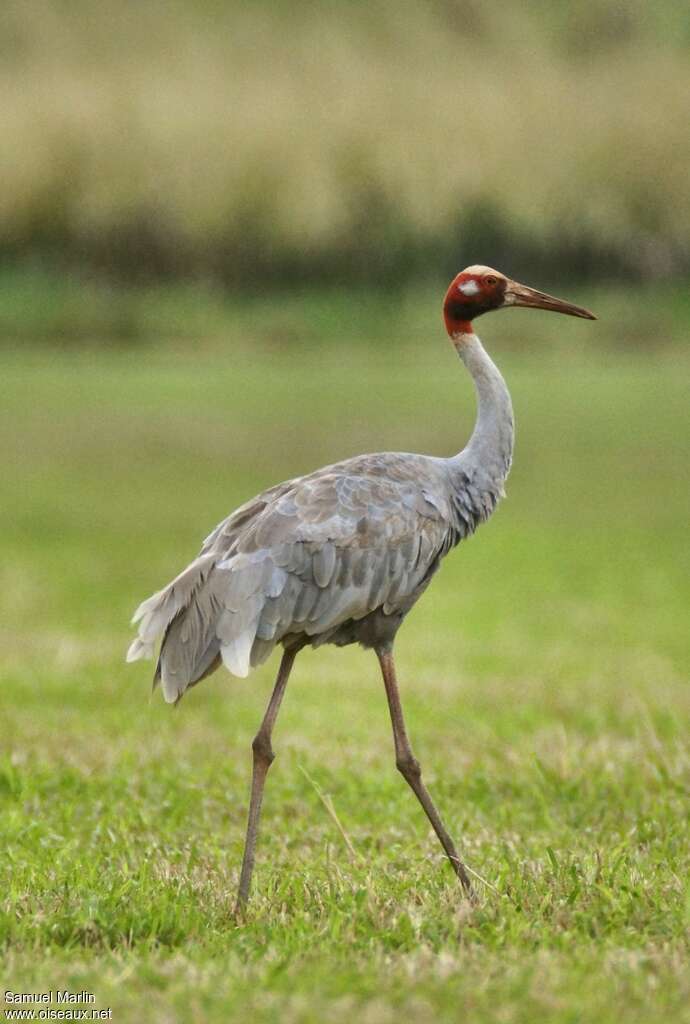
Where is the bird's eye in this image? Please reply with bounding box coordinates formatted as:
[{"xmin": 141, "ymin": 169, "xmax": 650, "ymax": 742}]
[{"xmin": 485, "ymin": 276, "xmax": 498, "ymax": 286}]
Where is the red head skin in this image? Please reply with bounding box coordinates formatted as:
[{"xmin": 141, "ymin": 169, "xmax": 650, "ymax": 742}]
[
  {"xmin": 443, "ymin": 266, "xmax": 508, "ymax": 338},
  {"xmin": 443, "ymin": 264, "xmax": 596, "ymax": 340}
]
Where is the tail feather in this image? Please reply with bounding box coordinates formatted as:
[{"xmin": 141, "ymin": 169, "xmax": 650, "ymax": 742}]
[
  {"xmin": 126, "ymin": 636, "xmax": 154, "ymax": 662},
  {"xmin": 128, "ymin": 552, "xmax": 289, "ymax": 703}
]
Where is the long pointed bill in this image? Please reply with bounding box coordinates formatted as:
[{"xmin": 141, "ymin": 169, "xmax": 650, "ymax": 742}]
[{"xmin": 505, "ymin": 281, "xmax": 596, "ymax": 320}]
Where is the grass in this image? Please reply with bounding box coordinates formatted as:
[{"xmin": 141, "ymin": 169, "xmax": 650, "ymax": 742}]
[
  {"xmin": 2, "ymin": 0, "xmax": 690, "ymax": 280},
  {"xmin": 2, "ymin": 284, "xmax": 689, "ymax": 1021}
]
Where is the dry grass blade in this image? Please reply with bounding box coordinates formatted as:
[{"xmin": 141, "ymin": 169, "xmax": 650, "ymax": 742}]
[{"xmin": 299, "ymin": 765, "xmax": 362, "ymax": 862}]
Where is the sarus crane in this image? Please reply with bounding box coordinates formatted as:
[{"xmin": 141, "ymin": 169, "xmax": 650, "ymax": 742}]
[{"xmin": 127, "ymin": 266, "xmax": 596, "ymax": 911}]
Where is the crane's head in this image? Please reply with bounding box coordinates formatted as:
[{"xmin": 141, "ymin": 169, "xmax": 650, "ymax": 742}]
[{"xmin": 443, "ymin": 265, "xmax": 596, "ymax": 337}]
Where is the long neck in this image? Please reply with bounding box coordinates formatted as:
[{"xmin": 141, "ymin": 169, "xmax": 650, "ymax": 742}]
[{"xmin": 449, "ymin": 330, "xmax": 514, "ymax": 498}]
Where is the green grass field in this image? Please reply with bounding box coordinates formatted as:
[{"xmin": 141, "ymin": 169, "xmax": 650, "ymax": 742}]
[{"xmin": 2, "ymin": 284, "xmax": 689, "ymax": 1022}]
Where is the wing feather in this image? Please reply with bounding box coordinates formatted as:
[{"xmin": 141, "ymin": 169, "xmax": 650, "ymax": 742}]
[{"xmin": 128, "ymin": 452, "xmax": 459, "ymax": 701}]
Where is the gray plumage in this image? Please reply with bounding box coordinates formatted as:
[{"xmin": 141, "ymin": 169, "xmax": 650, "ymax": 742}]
[
  {"xmin": 127, "ymin": 332, "xmax": 515, "ymax": 705},
  {"xmin": 126, "ymin": 264, "xmax": 596, "ymax": 912}
]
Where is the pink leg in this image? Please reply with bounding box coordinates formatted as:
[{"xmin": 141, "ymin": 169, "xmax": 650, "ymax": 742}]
[
  {"xmin": 377, "ymin": 647, "xmax": 473, "ymax": 897},
  {"xmin": 235, "ymin": 646, "xmax": 299, "ymax": 915}
]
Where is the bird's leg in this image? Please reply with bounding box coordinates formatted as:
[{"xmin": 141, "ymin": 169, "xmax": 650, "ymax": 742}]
[
  {"xmin": 234, "ymin": 645, "xmax": 299, "ymax": 916},
  {"xmin": 376, "ymin": 647, "xmax": 473, "ymax": 897}
]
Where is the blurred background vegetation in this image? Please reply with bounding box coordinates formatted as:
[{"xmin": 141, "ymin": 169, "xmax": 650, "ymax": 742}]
[{"xmin": 1, "ymin": 0, "xmax": 689, "ymax": 333}]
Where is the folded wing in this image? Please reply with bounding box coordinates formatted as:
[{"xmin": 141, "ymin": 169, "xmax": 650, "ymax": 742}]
[{"xmin": 127, "ymin": 454, "xmax": 454, "ymax": 703}]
